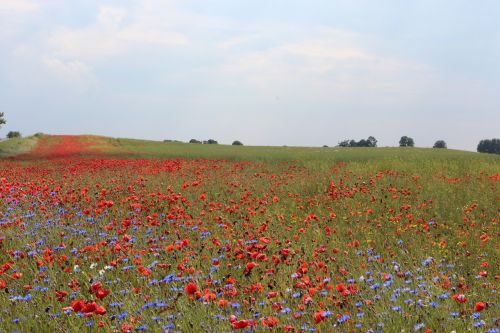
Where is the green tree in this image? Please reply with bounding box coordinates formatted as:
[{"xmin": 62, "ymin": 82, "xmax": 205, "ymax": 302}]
[
  {"xmin": 477, "ymin": 139, "xmax": 500, "ymax": 154},
  {"xmin": 367, "ymin": 136, "xmax": 378, "ymax": 147},
  {"xmin": 189, "ymin": 139, "xmax": 201, "ymax": 144},
  {"xmin": 399, "ymin": 136, "xmax": 415, "ymax": 147},
  {"xmin": 433, "ymin": 140, "xmax": 447, "ymax": 149},
  {"xmin": 232, "ymin": 140, "xmax": 243, "ymax": 146},
  {"xmin": 338, "ymin": 140, "xmax": 350, "ymax": 147},
  {"xmin": 6, "ymin": 131, "xmax": 21, "ymax": 139},
  {"xmin": 0, "ymin": 112, "xmax": 5, "ymax": 129}
]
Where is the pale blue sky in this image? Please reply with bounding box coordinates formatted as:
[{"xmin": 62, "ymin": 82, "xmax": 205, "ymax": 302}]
[{"xmin": 1, "ymin": 0, "xmax": 499, "ymax": 150}]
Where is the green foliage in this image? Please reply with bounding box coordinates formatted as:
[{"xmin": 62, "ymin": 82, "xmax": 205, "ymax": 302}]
[
  {"xmin": 477, "ymin": 138, "xmax": 500, "ymax": 154},
  {"xmin": 6, "ymin": 131, "xmax": 21, "ymax": 139},
  {"xmin": 399, "ymin": 136, "xmax": 415, "ymax": 147},
  {"xmin": 433, "ymin": 140, "xmax": 447, "ymax": 149},
  {"xmin": 232, "ymin": 140, "xmax": 243, "ymax": 146},
  {"xmin": 203, "ymin": 139, "xmax": 218, "ymax": 144},
  {"xmin": 0, "ymin": 112, "xmax": 5, "ymax": 128},
  {"xmin": 338, "ymin": 136, "xmax": 377, "ymax": 147},
  {"xmin": 189, "ymin": 139, "xmax": 202, "ymax": 144}
]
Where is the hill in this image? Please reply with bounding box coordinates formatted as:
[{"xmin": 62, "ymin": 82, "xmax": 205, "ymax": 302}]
[{"xmin": 1, "ymin": 134, "xmax": 498, "ymax": 164}]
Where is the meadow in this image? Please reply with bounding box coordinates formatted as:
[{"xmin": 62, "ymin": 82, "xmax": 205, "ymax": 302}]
[{"xmin": 0, "ymin": 135, "xmax": 498, "ymax": 333}]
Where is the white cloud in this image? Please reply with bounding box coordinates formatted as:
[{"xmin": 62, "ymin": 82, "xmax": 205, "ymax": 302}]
[
  {"xmin": 98, "ymin": 6, "xmax": 126, "ymax": 28},
  {"xmin": 42, "ymin": 57, "xmax": 99, "ymax": 92},
  {"xmin": 0, "ymin": 0, "xmax": 39, "ymax": 12},
  {"xmin": 43, "ymin": 57, "xmax": 91, "ymax": 78},
  {"xmin": 48, "ymin": 5, "xmax": 188, "ymax": 59},
  {"xmin": 218, "ymin": 29, "xmax": 431, "ymax": 98}
]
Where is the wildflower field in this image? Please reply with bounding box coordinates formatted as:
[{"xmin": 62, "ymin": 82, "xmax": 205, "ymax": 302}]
[{"xmin": 0, "ymin": 135, "xmax": 498, "ymax": 333}]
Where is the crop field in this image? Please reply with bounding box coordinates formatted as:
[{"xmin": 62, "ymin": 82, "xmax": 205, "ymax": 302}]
[{"xmin": 0, "ymin": 135, "xmax": 498, "ymax": 332}]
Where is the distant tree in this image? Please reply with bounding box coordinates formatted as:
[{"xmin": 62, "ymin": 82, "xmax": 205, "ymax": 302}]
[
  {"xmin": 338, "ymin": 140, "xmax": 350, "ymax": 147},
  {"xmin": 322, "ymin": 145, "xmax": 328, "ymax": 148},
  {"xmin": 477, "ymin": 138, "xmax": 500, "ymax": 154},
  {"xmin": 232, "ymin": 140, "xmax": 243, "ymax": 146},
  {"xmin": 204, "ymin": 139, "xmax": 218, "ymax": 145},
  {"xmin": 367, "ymin": 136, "xmax": 378, "ymax": 147},
  {"xmin": 189, "ymin": 139, "xmax": 201, "ymax": 144},
  {"xmin": 0, "ymin": 112, "xmax": 5, "ymax": 129},
  {"xmin": 399, "ymin": 136, "xmax": 415, "ymax": 147},
  {"xmin": 338, "ymin": 137, "xmax": 378, "ymax": 148},
  {"xmin": 433, "ymin": 140, "xmax": 447, "ymax": 149},
  {"xmin": 6, "ymin": 131, "xmax": 21, "ymax": 139},
  {"xmin": 356, "ymin": 139, "xmax": 370, "ymax": 147}
]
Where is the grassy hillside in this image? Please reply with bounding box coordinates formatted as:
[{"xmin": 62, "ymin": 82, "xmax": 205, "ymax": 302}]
[
  {"xmin": 0, "ymin": 135, "xmax": 39, "ymax": 157},
  {"xmin": 2, "ymin": 135, "xmax": 499, "ymax": 175}
]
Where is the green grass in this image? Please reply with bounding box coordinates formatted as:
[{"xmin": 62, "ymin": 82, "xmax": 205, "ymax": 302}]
[
  {"xmin": 101, "ymin": 136, "xmax": 500, "ymax": 164},
  {"xmin": 0, "ymin": 135, "xmax": 40, "ymax": 157}
]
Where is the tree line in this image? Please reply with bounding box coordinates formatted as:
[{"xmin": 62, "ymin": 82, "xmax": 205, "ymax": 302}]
[{"xmin": 0, "ymin": 113, "xmax": 498, "ymax": 154}]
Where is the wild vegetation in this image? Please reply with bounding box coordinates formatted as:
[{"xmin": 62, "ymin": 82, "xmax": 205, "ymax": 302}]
[{"xmin": 0, "ymin": 135, "xmax": 498, "ymax": 332}]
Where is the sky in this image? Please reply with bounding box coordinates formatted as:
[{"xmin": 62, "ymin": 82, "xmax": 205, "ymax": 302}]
[{"xmin": 1, "ymin": 0, "xmax": 499, "ymax": 151}]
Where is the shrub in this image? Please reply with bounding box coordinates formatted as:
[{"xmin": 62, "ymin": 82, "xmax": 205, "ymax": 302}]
[
  {"xmin": 232, "ymin": 140, "xmax": 243, "ymax": 146},
  {"xmin": 189, "ymin": 139, "xmax": 201, "ymax": 144},
  {"xmin": 6, "ymin": 131, "xmax": 21, "ymax": 139},
  {"xmin": 433, "ymin": 140, "xmax": 447, "ymax": 149}
]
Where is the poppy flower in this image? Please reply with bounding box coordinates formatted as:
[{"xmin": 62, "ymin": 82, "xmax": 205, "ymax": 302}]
[
  {"xmin": 452, "ymin": 293, "xmax": 467, "ymax": 303},
  {"xmin": 96, "ymin": 288, "xmax": 110, "ymax": 299},
  {"xmin": 262, "ymin": 316, "xmax": 279, "ymax": 327},
  {"xmin": 474, "ymin": 302, "xmax": 487, "ymax": 312},
  {"xmin": 71, "ymin": 300, "xmax": 85, "ymax": 312},
  {"xmin": 231, "ymin": 320, "xmax": 255, "ymax": 329},
  {"xmin": 185, "ymin": 282, "xmax": 198, "ymax": 296},
  {"xmin": 244, "ymin": 262, "xmax": 257, "ymax": 276},
  {"xmin": 95, "ymin": 305, "xmax": 107, "ymax": 315}
]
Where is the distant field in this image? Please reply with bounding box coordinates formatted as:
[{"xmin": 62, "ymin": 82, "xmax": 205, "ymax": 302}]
[{"xmin": 0, "ymin": 135, "xmax": 498, "ymax": 332}]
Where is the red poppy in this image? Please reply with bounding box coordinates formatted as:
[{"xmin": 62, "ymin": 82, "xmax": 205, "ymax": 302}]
[
  {"xmin": 231, "ymin": 320, "xmax": 255, "ymax": 329},
  {"xmin": 244, "ymin": 262, "xmax": 257, "ymax": 276},
  {"xmin": 474, "ymin": 302, "xmax": 487, "ymax": 312},
  {"xmin": 71, "ymin": 300, "xmax": 85, "ymax": 312},
  {"xmin": 185, "ymin": 282, "xmax": 198, "ymax": 296},
  {"xmin": 96, "ymin": 288, "xmax": 110, "ymax": 299},
  {"xmin": 95, "ymin": 305, "xmax": 107, "ymax": 315},
  {"xmin": 262, "ymin": 316, "xmax": 279, "ymax": 327},
  {"xmin": 452, "ymin": 293, "xmax": 467, "ymax": 303}
]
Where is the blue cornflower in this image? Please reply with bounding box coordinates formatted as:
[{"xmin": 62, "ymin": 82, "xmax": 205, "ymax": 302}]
[
  {"xmin": 438, "ymin": 293, "xmax": 449, "ymax": 299},
  {"xmin": 414, "ymin": 323, "xmax": 425, "ymax": 331},
  {"xmin": 337, "ymin": 314, "xmax": 350, "ymax": 323}
]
